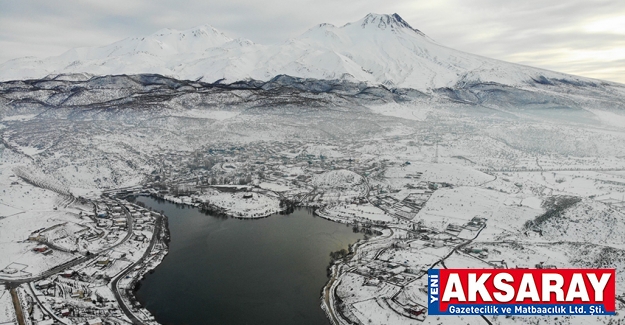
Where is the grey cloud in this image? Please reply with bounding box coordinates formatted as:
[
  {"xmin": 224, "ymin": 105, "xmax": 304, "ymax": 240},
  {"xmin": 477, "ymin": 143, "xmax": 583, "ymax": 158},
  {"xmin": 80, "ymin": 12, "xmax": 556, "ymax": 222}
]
[{"xmin": 399, "ymin": 0, "xmax": 625, "ymax": 83}]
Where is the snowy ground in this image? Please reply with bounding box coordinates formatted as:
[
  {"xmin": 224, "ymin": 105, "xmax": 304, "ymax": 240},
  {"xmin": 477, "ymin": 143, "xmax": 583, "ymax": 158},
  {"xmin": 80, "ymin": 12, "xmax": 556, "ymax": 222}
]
[
  {"xmin": 1, "ymin": 77, "xmax": 625, "ymax": 325},
  {"xmin": 0, "ymin": 287, "xmax": 15, "ymax": 325},
  {"xmin": 196, "ymin": 190, "xmax": 283, "ymax": 218}
]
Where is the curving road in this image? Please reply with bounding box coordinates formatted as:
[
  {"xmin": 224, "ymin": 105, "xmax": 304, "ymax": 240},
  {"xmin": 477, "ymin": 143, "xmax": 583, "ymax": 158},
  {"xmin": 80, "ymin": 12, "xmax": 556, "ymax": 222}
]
[{"xmin": 110, "ymin": 212, "xmax": 163, "ymax": 325}]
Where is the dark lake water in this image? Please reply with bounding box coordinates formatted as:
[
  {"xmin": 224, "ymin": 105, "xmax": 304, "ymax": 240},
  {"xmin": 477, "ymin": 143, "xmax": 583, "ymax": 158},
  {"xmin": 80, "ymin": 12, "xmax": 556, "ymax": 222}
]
[{"xmin": 134, "ymin": 196, "xmax": 363, "ymax": 325}]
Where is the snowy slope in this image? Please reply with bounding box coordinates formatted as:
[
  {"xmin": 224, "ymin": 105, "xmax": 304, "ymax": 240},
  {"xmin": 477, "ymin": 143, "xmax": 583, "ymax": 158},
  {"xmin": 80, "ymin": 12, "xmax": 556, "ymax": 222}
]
[
  {"xmin": 0, "ymin": 13, "xmax": 611, "ymax": 91},
  {"xmin": 0, "ymin": 25, "xmax": 234, "ymax": 82}
]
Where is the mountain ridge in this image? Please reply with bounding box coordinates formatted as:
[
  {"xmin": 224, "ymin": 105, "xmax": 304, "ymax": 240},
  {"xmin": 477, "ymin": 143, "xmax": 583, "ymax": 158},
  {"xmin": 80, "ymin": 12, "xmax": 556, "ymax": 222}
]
[{"xmin": 0, "ymin": 13, "xmax": 620, "ymax": 91}]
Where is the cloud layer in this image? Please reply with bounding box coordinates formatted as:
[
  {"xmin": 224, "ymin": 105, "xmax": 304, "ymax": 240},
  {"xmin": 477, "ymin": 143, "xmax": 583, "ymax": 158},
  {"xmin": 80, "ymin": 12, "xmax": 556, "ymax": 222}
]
[{"xmin": 1, "ymin": 0, "xmax": 623, "ymax": 83}]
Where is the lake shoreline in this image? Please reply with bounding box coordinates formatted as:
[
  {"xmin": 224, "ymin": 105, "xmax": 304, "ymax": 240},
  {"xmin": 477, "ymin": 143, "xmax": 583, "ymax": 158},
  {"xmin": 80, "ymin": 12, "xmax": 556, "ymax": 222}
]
[{"xmin": 130, "ymin": 194, "xmax": 366, "ymax": 325}]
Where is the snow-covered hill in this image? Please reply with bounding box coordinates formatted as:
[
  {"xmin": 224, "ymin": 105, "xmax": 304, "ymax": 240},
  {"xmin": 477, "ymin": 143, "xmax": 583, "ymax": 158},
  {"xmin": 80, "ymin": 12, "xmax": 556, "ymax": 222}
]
[
  {"xmin": 0, "ymin": 25, "xmax": 234, "ymax": 82},
  {"xmin": 312, "ymin": 170, "xmax": 364, "ymax": 189},
  {"xmin": 0, "ymin": 13, "xmax": 614, "ymax": 91}
]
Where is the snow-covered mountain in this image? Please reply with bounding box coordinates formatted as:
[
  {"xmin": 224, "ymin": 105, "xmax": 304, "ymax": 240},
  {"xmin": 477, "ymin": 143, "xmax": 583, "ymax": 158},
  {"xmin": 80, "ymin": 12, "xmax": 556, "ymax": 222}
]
[{"xmin": 0, "ymin": 13, "xmax": 615, "ymax": 90}]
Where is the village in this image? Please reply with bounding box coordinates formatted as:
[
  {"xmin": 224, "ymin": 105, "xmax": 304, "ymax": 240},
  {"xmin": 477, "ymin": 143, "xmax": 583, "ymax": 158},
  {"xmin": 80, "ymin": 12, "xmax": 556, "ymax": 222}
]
[
  {"xmin": 3, "ymin": 126, "xmax": 625, "ymax": 325},
  {"xmin": 96, "ymin": 138, "xmax": 625, "ymax": 325},
  {"xmin": 0, "ymin": 166, "xmax": 168, "ymax": 325}
]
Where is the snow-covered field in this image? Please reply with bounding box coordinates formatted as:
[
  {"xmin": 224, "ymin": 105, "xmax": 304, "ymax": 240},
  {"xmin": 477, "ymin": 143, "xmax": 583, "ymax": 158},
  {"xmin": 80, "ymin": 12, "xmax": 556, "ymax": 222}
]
[
  {"xmin": 196, "ymin": 190, "xmax": 282, "ymax": 218},
  {"xmin": 321, "ymin": 203, "xmax": 396, "ymax": 223}
]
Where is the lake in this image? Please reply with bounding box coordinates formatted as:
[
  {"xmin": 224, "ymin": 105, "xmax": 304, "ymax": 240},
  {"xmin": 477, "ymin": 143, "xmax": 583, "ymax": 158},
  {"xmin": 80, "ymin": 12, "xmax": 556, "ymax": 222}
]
[{"xmin": 134, "ymin": 196, "xmax": 364, "ymax": 325}]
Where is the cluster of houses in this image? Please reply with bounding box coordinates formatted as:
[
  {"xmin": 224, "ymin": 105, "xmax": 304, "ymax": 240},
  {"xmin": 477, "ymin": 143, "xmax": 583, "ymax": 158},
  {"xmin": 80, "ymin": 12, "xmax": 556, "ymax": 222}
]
[
  {"xmin": 372, "ymin": 184, "xmax": 434, "ymax": 220},
  {"xmin": 29, "ymin": 221, "xmax": 97, "ymax": 254},
  {"xmin": 355, "ymin": 260, "xmax": 418, "ymax": 288},
  {"xmin": 95, "ymin": 201, "xmax": 158, "ymax": 234},
  {"xmin": 31, "ymin": 250, "xmax": 131, "ymax": 324},
  {"xmin": 444, "ymin": 216, "xmax": 487, "ymax": 238},
  {"xmin": 7, "ymin": 188, "xmax": 170, "ymax": 325},
  {"xmin": 145, "ymin": 140, "xmax": 388, "ymax": 202},
  {"xmin": 350, "ymin": 258, "xmax": 429, "ymax": 322}
]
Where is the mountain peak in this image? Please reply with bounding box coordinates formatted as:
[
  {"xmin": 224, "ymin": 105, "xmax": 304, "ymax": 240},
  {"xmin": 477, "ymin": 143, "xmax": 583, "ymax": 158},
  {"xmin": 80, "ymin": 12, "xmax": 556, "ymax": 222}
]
[
  {"xmin": 0, "ymin": 13, "xmax": 583, "ymax": 90},
  {"xmin": 355, "ymin": 13, "xmax": 424, "ymax": 35},
  {"xmin": 149, "ymin": 24, "xmax": 229, "ymax": 39},
  {"xmin": 186, "ymin": 24, "xmax": 223, "ymax": 35}
]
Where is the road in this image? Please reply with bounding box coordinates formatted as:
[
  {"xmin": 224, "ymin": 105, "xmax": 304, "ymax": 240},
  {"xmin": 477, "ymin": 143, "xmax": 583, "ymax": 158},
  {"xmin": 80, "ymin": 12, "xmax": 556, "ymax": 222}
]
[
  {"xmin": 110, "ymin": 212, "xmax": 163, "ymax": 325},
  {"xmin": 322, "ymin": 265, "xmax": 342, "ymax": 325},
  {"xmin": 26, "ymin": 283, "xmax": 69, "ymax": 325},
  {"xmin": 106, "ymin": 199, "xmax": 136, "ymax": 252},
  {"xmin": 322, "ymin": 227, "xmax": 394, "ymax": 325},
  {"xmin": 432, "ymin": 224, "xmax": 494, "ymax": 325},
  {"xmin": 10, "ymin": 287, "xmax": 25, "ymax": 325}
]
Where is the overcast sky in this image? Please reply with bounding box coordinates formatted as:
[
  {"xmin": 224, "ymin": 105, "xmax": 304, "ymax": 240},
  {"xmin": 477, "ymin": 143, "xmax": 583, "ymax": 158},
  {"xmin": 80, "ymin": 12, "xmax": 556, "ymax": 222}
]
[{"xmin": 1, "ymin": 0, "xmax": 624, "ymax": 83}]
